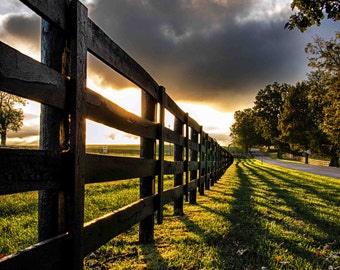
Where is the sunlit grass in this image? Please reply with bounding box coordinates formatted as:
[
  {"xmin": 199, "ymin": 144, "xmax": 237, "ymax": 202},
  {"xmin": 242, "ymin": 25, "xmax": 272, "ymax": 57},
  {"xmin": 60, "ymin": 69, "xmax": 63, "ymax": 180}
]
[
  {"xmin": 1, "ymin": 158, "xmax": 339, "ymax": 269},
  {"xmin": 0, "ymin": 176, "xmax": 174, "ymax": 256},
  {"xmin": 85, "ymin": 158, "xmax": 340, "ymax": 269},
  {"xmin": 84, "ymin": 179, "xmax": 140, "ymax": 222},
  {"xmin": 0, "ymin": 192, "xmax": 38, "ymax": 255}
]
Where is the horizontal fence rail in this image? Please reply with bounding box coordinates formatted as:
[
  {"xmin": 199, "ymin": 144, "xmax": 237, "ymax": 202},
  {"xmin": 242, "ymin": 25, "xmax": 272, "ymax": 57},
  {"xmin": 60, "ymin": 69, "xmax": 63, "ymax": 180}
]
[{"xmin": 0, "ymin": 0, "xmax": 234, "ymax": 269}]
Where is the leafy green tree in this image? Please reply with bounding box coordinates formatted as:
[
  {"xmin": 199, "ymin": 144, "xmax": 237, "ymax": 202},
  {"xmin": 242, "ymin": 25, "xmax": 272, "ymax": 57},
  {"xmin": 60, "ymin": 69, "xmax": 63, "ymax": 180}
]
[
  {"xmin": 307, "ymin": 73, "xmax": 332, "ymax": 156},
  {"xmin": 253, "ymin": 82, "xmax": 290, "ymax": 158},
  {"xmin": 0, "ymin": 91, "xmax": 26, "ymax": 147},
  {"xmin": 278, "ymin": 82, "xmax": 314, "ymax": 162},
  {"xmin": 305, "ymin": 32, "xmax": 339, "ymax": 166},
  {"xmin": 230, "ymin": 108, "xmax": 262, "ymax": 153},
  {"xmin": 285, "ymin": 0, "xmax": 340, "ymax": 32}
]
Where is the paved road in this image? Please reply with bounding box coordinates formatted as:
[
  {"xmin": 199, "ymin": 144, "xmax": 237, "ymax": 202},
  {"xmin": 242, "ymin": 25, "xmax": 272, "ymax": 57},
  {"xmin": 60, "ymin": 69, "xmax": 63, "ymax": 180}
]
[{"xmin": 250, "ymin": 150, "xmax": 340, "ymax": 179}]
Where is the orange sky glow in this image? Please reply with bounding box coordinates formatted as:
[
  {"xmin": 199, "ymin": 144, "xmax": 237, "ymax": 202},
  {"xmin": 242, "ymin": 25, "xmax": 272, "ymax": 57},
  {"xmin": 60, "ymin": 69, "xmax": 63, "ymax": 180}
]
[{"xmin": 2, "ymin": 0, "xmax": 338, "ymax": 147}]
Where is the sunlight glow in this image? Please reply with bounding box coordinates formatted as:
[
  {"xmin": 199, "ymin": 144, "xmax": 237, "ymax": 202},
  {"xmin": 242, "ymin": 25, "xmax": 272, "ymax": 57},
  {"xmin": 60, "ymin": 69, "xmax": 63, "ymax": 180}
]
[
  {"xmin": 87, "ymin": 78, "xmax": 141, "ymax": 116},
  {"xmin": 235, "ymin": 0, "xmax": 291, "ymax": 24}
]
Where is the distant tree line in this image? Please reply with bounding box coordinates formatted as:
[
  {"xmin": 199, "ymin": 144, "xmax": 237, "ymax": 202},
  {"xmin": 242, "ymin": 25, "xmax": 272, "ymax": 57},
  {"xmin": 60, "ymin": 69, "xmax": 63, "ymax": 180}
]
[{"xmin": 230, "ymin": 32, "xmax": 339, "ymax": 167}]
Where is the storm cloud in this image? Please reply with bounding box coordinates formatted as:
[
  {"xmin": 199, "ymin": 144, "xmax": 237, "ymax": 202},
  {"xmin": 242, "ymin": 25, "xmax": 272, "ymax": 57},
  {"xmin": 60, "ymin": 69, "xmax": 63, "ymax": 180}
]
[
  {"xmin": 85, "ymin": 0, "xmax": 337, "ymax": 110},
  {"xmin": 1, "ymin": 0, "xmax": 338, "ymax": 112},
  {"xmin": 2, "ymin": 13, "xmax": 40, "ymax": 40}
]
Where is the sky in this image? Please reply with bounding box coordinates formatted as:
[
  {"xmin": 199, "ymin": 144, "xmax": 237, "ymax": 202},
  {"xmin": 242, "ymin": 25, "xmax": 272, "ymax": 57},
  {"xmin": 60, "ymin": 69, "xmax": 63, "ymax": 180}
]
[{"xmin": 0, "ymin": 0, "xmax": 338, "ymax": 146}]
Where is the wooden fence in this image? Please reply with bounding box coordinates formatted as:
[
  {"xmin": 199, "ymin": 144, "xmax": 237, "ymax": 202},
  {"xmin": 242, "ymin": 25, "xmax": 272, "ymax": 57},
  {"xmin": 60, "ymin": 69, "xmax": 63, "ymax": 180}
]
[{"xmin": 0, "ymin": 0, "xmax": 233, "ymax": 269}]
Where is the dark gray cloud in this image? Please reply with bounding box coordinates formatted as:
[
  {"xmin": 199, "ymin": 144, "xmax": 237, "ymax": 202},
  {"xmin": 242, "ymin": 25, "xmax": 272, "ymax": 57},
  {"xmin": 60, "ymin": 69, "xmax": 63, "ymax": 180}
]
[
  {"xmin": 86, "ymin": 0, "xmax": 338, "ymax": 111},
  {"xmin": 1, "ymin": 13, "xmax": 40, "ymax": 42},
  {"xmin": 1, "ymin": 1, "xmax": 338, "ymax": 112}
]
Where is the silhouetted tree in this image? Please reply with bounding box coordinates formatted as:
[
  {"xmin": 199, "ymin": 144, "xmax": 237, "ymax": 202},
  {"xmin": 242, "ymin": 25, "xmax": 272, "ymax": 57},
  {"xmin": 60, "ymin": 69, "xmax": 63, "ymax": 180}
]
[
  {"xmin": 0, "ymin": 91, "xmax": 26, "ymax": 147},
  {"xmin": 305, "ymin": 33, "xmax": 340, "ymax": 166},
  {"xmin": 278, "ymin": 82, "xmax": 314, "ymax": 163},
  {"xmin": 253, "ymin": 82, "xmax": 290, "ymax": 158},
  {"xmin": 285, "ymin": 0, "xmax": 340, "ymax": 32},
  {"xmin": 230, "ymin": 108, "xmax": 263, "ymax": 153}
]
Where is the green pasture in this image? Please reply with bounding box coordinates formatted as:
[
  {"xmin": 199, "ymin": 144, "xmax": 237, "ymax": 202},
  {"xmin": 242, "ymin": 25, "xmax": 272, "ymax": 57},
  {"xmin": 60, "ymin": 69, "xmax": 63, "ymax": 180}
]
[
  {"xmin": 86, "ymin": 144, "xmax": 174, "ymax": 158},
  {"xmin": 0, "ymin": 158, "xmax": 339, "ymax": 269}
]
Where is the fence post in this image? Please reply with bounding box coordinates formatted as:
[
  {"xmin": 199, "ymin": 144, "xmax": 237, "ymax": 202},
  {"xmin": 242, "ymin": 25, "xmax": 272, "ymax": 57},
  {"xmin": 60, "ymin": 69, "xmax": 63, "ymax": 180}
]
[
  {"xmin": 199, "ymin": 127, "xmax": 204, "ymax": 195},
  {"xmin": 174, "ymin": 117, "xmax": 184, "ymax": 215},
  {"xmin": 189, "ymin": 128, "xmax": 198, "ymax": 204},
  {"xmin": 157, "ymin": 86, "xmax": 165, "ymax": 224},
  {"xmin": 211, "ymin": 140, "xmax": 216, "ymax": 186},
  {"xmin": 203, "ymin": 134, "xmax": 209, "ymax": 191},
  {"xmin": 38, "ymin": 19, "xmax": 68, "ymax": 241},
  {"xmin": 184, "ymin": 113, "xmax": 189, "ymax": 202},
  {"xmin": 139, "ymin": 91, "xmax": 156, "ymax": 243},
  {"xmin": 67, "ymin": 1, "xmax": 87, "ymax": 269},
  {"xmin": 207, "ymin": 138, "xmax": 212, "ymax": 188}
]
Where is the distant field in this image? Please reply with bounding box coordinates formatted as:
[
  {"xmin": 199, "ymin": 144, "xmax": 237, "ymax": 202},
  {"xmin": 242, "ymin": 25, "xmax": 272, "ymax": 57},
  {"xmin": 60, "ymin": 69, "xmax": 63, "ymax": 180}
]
[{"xmin": 86, "ymin": 144, "xmax": 174, "ymax": 158}]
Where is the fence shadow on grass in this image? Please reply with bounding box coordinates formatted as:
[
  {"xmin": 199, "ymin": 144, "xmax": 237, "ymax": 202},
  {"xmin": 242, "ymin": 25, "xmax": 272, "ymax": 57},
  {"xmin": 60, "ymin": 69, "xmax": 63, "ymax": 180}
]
[
  {"xmin": 140, "ymin": 243, "xmax": 169, "ymax": 269},
  {"xmin": 173, "ymin": 159, "xmax": 274, "ymax": 268},
  {"xmin": 244, "ymin": 160, "xmax": 340, "ymax": 242},
  {"xmin": 243, "ymin": 159, "xmax": 340, "ymax": 266},
  {"xmin": 172, "ymin": 158, "xmax": 340, "ymax": 269},
  {"xmin": 242, "ymin": 161, "xmax": 319, "ymax": 265}
]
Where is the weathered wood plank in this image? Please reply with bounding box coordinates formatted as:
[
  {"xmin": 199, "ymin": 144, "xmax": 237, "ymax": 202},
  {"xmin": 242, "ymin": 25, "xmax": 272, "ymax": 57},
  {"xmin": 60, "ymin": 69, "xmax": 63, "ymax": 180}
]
[
  {"xmin": 188, "ymin": 161, "xmax": 199, "ymax": 171},
  {"xmin": 163, "ymin": 161, "xmax": 185, "ymax": 175},
  {"xmin": 87, "ymin": 19, "xmax": 159, "ymax": 101},
  {"xmin": 67, "ymin": 2, "xmax": 87, "ymax": 269},
  {"xmin": 85, "ymin": 89, "xmax": 157, "ymax": 139},
  {"xmin": 188, "ymin": 140, "xmax": 199, "ymax": 152},
  {"xmin": 188, "ymin": 117, "xmax": 201, "ymax": 134},
  {"xmin": 0, "ymin": 149, "xmax": 63, "ymax": 195},
  {"xmin": 188, "ymin": 178, "xmax": 199, "ymax": 193},
  {"xmin": 20, "ymin": 0, "xmax": 67, "ymax": 30},
  {"xmin": 85, "ymin": 154, "xmax": 157, "ymax": 183},
  {"xmin": 173, "ymin": 117, "xmax": 184, "ymax": 215},
  {"xmin": 0, "ymin": 42, "xmax": 67, "ymax": 109},
  {"xmin": 157, "ymin": 87, "xmax": 166, "ymax": 224},
  {"xmin": 139, "ymin": 91, "xmax": 157, "ymax": 243},
  {"xmin": 164, "ymin": 127, "xmax": 185, "ymax": 147},
  {"xmin": 83, "ymin": 195, "xmax": 156, "ymax": 255},
  {"xmin": 164, "ymin": 93, "xmax": 186, "ymax": 123},
  {"xmin": 0, "ymin": 233, "xmax": 69, "ymax": 270},
  {"xmin": 162, "ymin": 185, "xmax": 184, "ymax": 205},
  {"xmin": 39, "ymin": 17, "xmax": 68, "ymax": 242},
  {"xmin": 189, "ymin": 128, "xmax": 199, "ymax": 204}
]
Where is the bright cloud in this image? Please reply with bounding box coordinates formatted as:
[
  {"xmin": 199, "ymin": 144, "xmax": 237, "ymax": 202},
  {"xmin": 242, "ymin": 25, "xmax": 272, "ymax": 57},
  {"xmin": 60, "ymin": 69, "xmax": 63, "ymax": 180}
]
[{"xmin": 235, "ymin": 0, "xmax": 291, "ymax": 24}]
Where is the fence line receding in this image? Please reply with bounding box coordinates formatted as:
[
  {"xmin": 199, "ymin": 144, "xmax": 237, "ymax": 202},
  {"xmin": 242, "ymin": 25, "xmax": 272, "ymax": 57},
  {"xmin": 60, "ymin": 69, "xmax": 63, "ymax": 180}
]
[{"xmin": 0, "ymin": 1, "xmax": 234, "ymax": 269}]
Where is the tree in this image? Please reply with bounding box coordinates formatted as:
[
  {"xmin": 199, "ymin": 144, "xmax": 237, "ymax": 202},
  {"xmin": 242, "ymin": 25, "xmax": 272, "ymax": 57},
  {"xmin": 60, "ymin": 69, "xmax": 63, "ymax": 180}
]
[
  {"xmin": 307, "ymin": 73, "xmax": 332, "ymax": 156},
  {"xmin": 285, "ymin": 0, "xmax": 340, "ymax": 32},
  {"xmin": 230, "ymin": 108, "xmax": 262, "ymax": 153},
  {"xmin": 0, "ymin": 91, "xmax": 26, "ymax": 147},
  {"xmin": 253, "ymin": 82, "xmax": 290, "ymax": 158},
  {"xmin": 305, "ymin": 32, "xmax": 340, "ymax": 166},
  {"xmin": 278, "ymin": 82, "xmax": 314, "ymax": 163}
]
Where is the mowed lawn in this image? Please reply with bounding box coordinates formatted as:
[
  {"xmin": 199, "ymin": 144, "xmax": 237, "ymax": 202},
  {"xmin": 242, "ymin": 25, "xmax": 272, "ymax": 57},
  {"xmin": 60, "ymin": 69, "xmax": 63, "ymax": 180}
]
[
  {"xmin": 85, "ymin": 158, "xmax": 340, "ymax": 269},
  {"xmin": 1, "ymin": 158, "xmax": 339, "ymax": 269}
]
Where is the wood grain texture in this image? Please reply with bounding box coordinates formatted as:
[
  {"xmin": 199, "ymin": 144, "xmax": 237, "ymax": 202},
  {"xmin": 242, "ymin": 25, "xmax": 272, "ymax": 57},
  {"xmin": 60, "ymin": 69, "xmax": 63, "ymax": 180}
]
[
  {"xmin": 20, "ymin": 0, "xmax": 67, "ymax": 30},
  {"xmin": 0, "ymin": 233, "xmax": 69, "ymax": 270},
  {"xmin": 0, "ymin": 42, "xmax": 67, "ymax": 109},
  {"xmin": 85, "ymin": 89, "xmax": 157, "ymax": 139},
  {"xmin": 86, "ymin": 154, "xmax": 157, "ymax": 183},
  {"xmin": 83, "ymin": 195, "xmax": 156, "ymax": 255},
  {"xmin": 0, "ymin": 149, "xmax": 63, "ymax": 195}
]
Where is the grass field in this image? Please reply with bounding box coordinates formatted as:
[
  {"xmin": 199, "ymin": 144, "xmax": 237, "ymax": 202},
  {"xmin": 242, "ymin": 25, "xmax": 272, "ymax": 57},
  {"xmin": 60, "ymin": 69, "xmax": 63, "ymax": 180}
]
[{"xmin": 1, "ymin": 158, "xmax": 339, "ymax": 269}]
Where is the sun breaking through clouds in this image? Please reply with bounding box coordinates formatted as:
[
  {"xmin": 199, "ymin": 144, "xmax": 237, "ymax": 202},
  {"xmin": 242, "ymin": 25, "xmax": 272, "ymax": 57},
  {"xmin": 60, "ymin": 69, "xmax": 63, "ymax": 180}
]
[{"xmin": 0, "ymin": 0, "xmax": 338, "ymax": 145}]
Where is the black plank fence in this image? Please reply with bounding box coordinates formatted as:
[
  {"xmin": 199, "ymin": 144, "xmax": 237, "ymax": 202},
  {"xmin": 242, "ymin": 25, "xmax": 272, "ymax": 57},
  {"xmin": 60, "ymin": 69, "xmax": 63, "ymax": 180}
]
[{"xmin": 0, "ymin": 0, "xmax": 233, "ymax": 269}]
